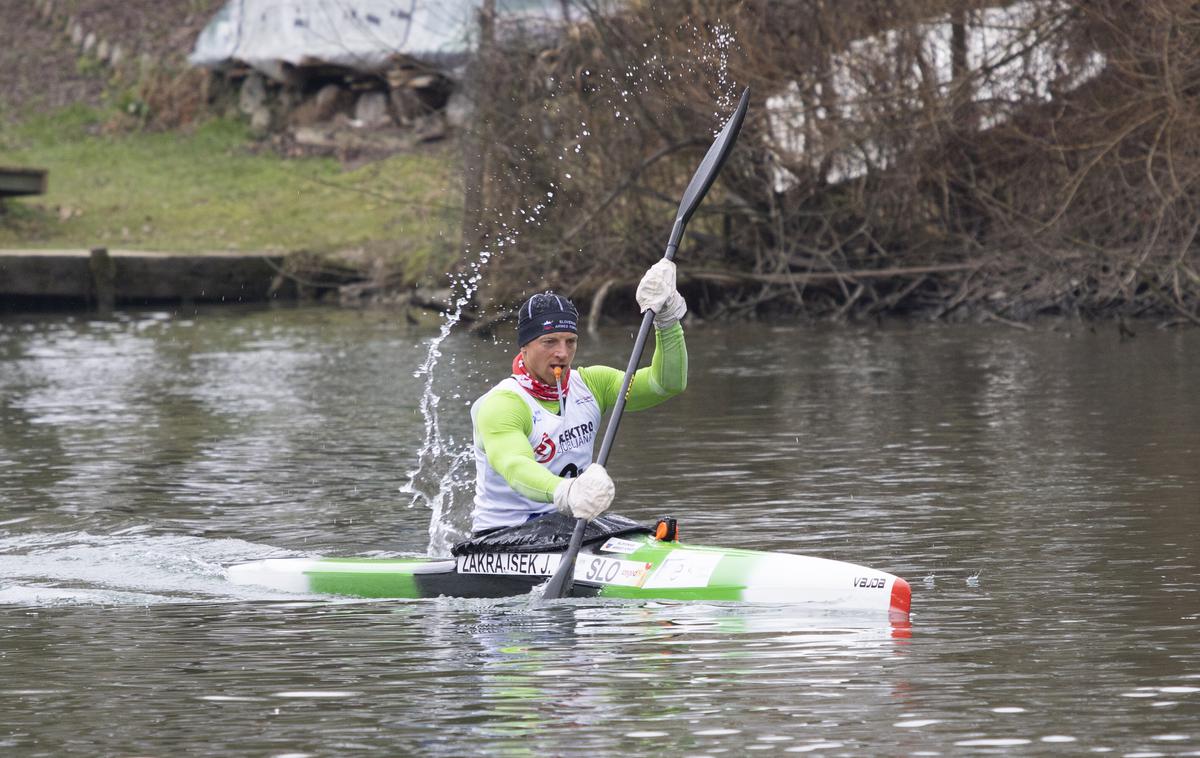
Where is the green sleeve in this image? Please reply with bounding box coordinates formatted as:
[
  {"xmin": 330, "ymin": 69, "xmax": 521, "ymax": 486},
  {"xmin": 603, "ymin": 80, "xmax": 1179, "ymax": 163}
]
[
  {"xmin": 474, "ymin": 390, "xmax": 562, "ymax": 503},
  {"xmin": 579, "ymin": 322, "xmax": 687, "ymax": 414}
]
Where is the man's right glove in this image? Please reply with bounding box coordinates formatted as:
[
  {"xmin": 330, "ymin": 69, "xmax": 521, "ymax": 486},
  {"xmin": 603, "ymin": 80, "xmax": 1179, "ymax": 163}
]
[{"xmin": 553, "ymin": 463, "xmax": 615, "ymax": 521}]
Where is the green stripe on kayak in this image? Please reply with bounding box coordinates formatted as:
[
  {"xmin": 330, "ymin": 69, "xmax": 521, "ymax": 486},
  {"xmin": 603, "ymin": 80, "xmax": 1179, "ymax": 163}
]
[
  {"xmin": 306, "ymin": 560, "xmax": 422, "ymax": 597},
  {"xmin": 598, "ymin": 583, "xmax": 743, "ymax": 601},
  {"xmin": 595, "ymin": 540, "xmax": 748, "ymax": 601}
]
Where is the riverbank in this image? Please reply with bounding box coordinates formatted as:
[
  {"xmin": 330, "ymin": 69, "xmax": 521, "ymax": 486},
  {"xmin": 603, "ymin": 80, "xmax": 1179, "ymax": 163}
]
[
  {"xmin": 3, "ymin": 1, "xmax": 1197, "ymax": 326},
  {"xmin": 0, "ymin": 0, "xmax": 466, "ymax": 311},
  {"xmin": 4, "ymin": 100, "xmax": 1197, "ymax": 327},
  {"xmin": 0, "ymin": 107, "xmax": 460, "ymax": 292}
]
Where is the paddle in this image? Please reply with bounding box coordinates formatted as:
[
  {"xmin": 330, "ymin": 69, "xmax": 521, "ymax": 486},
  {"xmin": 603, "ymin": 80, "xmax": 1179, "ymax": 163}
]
[{"xmin": 542, "ymin": 87, "xmax": 751, "ymax": 600}]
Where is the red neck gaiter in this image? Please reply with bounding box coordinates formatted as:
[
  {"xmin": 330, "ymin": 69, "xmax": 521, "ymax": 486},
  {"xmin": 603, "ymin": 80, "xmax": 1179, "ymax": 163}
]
[{"xmin": 512, "ymin": 353, "xmax": 570, "ymax": 402}]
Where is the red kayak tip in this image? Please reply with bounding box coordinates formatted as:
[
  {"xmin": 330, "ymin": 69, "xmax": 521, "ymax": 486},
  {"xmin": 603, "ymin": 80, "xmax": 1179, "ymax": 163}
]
[{"xmin": 890, "ymin": 576, "xmax": 912, "ymax": 615}]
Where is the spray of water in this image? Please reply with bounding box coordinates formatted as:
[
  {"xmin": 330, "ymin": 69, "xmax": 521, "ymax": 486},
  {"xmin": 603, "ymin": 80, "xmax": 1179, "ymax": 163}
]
[
  {"xmin": 399, "ymin": 276, "xmax": 483, "ymax": 557},
  {"xmin": 401, "ymin": 198, "xmax": 566, "ymax": 556}
]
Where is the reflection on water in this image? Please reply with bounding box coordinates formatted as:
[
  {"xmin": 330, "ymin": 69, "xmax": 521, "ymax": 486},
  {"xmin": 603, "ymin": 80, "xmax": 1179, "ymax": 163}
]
[
  {"xmin": 1, "ymin": 306, "xmax": 1198, "ymax": 754},
  {"xmin": 0, "ymin": 594, "xmax": 912, "ymax": 756}
]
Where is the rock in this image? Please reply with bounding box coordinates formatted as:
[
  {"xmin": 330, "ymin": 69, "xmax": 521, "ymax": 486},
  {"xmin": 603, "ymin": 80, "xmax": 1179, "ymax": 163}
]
[
  {"xmin": 249, "ymin": 106, "xmax": 272, "ymax": 134},
  {"xmin": 353, "ymin": 91, "xmax": 391, "ymax": 128},
  {"xmin": 239, "ymin": 73, "xmax": 267, "ymax": 115},
  {"xmin": 413, "ymin": 113, "xmax": 447, "ymax": 142},
  {"xmin": 443, "ymin": 90, "xmax": 473, "ymax": 130},
  {"xmin": 277, "ymin": 86, "xmax": 298, "ymax": 111},
  {"xmin": 388, "ymin": 87, "xmax": 419, "ymax": 124},
  {"xmin": 291, "ymin": 84, "xmax": 350, "ymax": 126},
  {"xmin": 315, "ymin": 84, "xmax": 348, "ymax": 118},
  {"xmin": 293, "ymin": 126, "xmax": 335, "ymax": 149}
]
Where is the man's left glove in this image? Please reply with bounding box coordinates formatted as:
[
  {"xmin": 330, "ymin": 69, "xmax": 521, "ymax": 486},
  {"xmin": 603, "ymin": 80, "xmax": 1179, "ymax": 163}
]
[{"xmin": 636, "ymin": 259, "xmax": 687, "ymax": 329}]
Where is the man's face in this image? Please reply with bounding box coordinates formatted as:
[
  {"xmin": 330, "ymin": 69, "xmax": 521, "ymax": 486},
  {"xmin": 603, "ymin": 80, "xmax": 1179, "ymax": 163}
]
[{"xmin": 520, "ymin": 332, "xmax": 578, "ymax": 386}]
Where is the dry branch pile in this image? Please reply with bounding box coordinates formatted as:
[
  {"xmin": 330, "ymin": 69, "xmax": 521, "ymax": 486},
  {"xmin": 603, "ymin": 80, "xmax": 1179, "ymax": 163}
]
[{"xmin": 462, "ymin": 0, "xmax": 1200, "ymax": 325}]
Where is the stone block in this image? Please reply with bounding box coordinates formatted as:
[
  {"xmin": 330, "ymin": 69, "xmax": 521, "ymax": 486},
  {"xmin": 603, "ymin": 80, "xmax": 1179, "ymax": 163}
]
[
  {"xmin": 444, "ymin": 91, "xmax": 473, "ymax": 130},
  {"xmin": 354, "ymin": 91, "xmax": 391, "ymax": 128},
  {"xmin": 250, "ymin": 106, "xmax": 272, "ymax": 134},
  {"xmin": 239, "ymin": 73, "xmax": 267, "ymax": 115}
]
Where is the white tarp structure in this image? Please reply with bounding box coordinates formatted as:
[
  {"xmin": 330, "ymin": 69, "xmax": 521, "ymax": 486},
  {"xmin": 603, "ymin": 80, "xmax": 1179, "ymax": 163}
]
[
  {"xmin": 765, "ymin": 1, "xmax": 1106, "ymax": 190},
  {"xmin": 189, "ymin": 0, "xmax": 574, "ymax": 79}
]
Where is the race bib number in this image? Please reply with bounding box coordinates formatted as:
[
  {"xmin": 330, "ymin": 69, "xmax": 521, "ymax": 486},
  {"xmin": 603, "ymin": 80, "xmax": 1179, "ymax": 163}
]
[{"xmin": 456, "ymin": 553, "xmax": 562, "ymax": 576}]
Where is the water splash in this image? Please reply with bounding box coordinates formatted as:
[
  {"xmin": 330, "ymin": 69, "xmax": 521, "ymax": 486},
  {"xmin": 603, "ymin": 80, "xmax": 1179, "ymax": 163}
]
[
  {"xmin": 0, "ymin": 531, "xmax": 305, "ymax": 605},
  {"xmin": 399, "ymin": 249, "xmax": 492, "ymax": 557},
  {"xmin": 401, "ymin": 203, "xmax": 564, "ymax": 557}
]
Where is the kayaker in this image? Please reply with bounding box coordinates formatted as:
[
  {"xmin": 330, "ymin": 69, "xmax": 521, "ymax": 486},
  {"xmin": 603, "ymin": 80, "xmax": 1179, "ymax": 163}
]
[{"xmin": 470, "ymin": 261, "xmax": 688, "ymax": 536}]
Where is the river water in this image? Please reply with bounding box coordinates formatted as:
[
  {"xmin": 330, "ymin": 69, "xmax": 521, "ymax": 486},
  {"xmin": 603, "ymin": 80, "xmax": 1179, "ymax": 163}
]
[{"xmin": 0, "ymin": 305, "xmax": 1196, "ymax": 755}]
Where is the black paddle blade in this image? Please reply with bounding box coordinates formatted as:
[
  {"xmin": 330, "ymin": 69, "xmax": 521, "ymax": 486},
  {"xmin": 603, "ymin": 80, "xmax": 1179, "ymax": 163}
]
[{"xmin": 674, "ymin": 87, "xmax": 750, "ymax": 232}]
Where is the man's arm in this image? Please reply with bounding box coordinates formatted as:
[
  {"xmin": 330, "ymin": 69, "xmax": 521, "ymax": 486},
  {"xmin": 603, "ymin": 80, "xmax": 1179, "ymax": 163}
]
[
  {"xmin": 475, "ymin": 390, "xmax": 562, "ymax": 502},
  {"xmin": 579, "ymin": 322, "xmax": 687, "ymax": 414}
]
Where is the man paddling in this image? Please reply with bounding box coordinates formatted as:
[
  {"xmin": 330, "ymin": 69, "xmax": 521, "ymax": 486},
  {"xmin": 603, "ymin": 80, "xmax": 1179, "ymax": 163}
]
[{"xmin": 470, "ymin": 261, "xmax": 688, "ymax": 536}]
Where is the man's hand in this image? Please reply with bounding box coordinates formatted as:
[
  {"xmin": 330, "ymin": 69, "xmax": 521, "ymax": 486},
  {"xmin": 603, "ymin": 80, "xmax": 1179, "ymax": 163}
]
[
  {"xmin": 553, "ymin": 464, "xmax": 615, "ymax": 521},
  {"xmin": 636, "ymin": 259, "xmax": 687, "ymax": 329}
]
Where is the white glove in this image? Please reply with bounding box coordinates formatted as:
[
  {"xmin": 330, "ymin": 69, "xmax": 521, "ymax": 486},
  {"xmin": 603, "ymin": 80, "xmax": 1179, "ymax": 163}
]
[
  {"xmin": 553, "ymin": 463, "xmax": 615, "ymax": 521},
  {"xmin": 636, "ymin": 259, "xmax": 687, "ymax": 329}
]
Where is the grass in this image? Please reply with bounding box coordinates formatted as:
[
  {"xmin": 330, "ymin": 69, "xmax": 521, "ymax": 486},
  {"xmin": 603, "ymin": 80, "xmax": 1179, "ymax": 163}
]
[{"xmin": 0, "ymin": 105, "xmax": 463, "ymax": 279}]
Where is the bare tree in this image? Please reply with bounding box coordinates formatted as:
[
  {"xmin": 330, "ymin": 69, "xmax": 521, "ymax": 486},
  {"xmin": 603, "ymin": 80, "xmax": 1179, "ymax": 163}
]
[{"xmin": 463, "ymin": 0, "xmax": 1200, "ymax": 324}]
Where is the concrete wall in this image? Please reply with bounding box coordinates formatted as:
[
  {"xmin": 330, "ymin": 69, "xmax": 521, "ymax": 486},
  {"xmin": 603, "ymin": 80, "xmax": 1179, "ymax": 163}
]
[{"xmin": 0, "ymin": 249, "xmax": 289, "ymax": 306}]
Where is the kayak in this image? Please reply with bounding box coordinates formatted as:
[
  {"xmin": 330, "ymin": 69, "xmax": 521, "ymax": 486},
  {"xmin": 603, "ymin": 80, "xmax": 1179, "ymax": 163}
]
[{"xmin": 228, "ymin": 514, "xmax": 911, "ymax": 615}]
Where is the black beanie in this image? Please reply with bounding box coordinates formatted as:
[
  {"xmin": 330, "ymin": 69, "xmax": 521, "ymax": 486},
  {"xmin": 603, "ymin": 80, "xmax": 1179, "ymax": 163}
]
[{"xmin": 517, "ymin": 292, "xmax": 579, "ymax": 346}]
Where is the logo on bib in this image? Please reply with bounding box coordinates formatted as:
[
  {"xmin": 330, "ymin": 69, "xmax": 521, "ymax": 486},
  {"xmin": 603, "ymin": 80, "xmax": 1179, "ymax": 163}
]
[
  {"xmin": 557, "ymin": 420, "xmax": 595, "ymax": 453},
  {"xmin": 533, "ymin": 432, "xmax": 557, "ymax": 463}
]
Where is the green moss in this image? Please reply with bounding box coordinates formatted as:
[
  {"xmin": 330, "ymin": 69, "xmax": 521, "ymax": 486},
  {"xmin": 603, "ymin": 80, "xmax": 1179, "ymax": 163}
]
[
  {"xmin": 0, "ymin": 106, "xmax": 462, "ymax": 281},
  {"xmin": 75, "ymin": 55, "xmax": 104, "ymax": 77}
]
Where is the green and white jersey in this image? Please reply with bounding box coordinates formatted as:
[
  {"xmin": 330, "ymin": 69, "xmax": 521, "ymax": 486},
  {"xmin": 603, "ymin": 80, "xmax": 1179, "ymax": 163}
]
[
  {"xmin": 470, "ymin": 324, "xmax": 689, "ymax": 533},
  {"xmin": 470, "ymin": 372, "xmax": 601, "ymax": 531}
]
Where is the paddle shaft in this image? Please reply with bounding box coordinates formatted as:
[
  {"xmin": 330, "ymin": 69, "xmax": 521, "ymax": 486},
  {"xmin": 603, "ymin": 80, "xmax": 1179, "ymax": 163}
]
[
  {"xmin": 541, "ymin": 89, "xmax": 750, "ymax": 600},
  {"xmin": 543, "ymin": 226, "xmax": 684, "ymax": 596}
]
